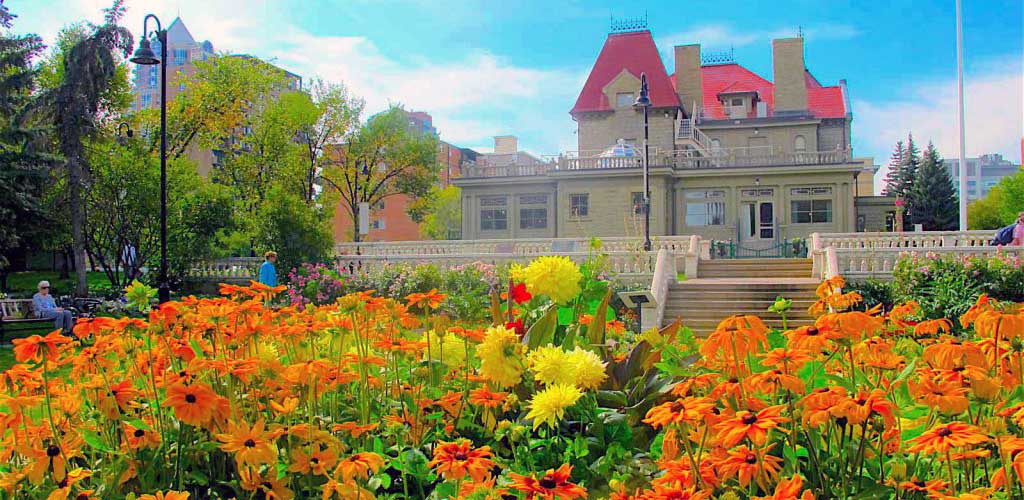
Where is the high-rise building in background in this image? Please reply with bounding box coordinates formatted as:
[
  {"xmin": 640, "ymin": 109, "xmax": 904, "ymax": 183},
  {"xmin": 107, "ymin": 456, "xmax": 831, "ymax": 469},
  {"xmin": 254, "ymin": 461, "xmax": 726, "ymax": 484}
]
[
  {"xmin": 131, "ymin": 18, "xmax": 215, "ymax": 112},
  {"xmin": 943, "ymin": 153, "xmax": 1020, "ymax": 202}
]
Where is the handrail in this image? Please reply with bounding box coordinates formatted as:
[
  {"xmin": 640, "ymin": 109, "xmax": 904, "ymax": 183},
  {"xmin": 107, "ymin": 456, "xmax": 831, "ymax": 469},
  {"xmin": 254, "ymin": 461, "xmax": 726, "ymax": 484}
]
[{"xmin": 642, "ymin": 248, "xmax": 676, "ymax": 332}]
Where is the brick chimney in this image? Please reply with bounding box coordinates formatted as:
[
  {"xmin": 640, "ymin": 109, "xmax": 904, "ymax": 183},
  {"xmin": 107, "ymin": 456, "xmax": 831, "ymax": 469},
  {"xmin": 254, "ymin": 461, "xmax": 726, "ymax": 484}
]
[
  {"xmin": 772, "ymin": 37, "xmax": 808, "ymax": 114},
  {"xmin": 674, "ymin": 44, "xmax": 703, "ymax": 117},
  {"xmin": 493, "ymin": 135, "xmax": 518, "ymax": 154}
]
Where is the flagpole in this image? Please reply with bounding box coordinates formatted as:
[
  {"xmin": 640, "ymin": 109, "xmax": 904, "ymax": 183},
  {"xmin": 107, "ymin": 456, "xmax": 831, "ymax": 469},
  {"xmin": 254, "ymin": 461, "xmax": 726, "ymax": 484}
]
[{"xmin": 956, "ymin": 0, "xmax": 968, "ymax": 230}]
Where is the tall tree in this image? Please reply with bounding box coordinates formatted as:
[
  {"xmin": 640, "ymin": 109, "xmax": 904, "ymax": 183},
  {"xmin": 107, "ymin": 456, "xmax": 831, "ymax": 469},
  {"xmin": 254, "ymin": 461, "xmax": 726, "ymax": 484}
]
[
  {"xmin": 34, "ymin": 0, "xmax": 132, "ymax": 296},
  {"xmin": 321, "ymin": 107, "xmax": 439, "ymax": 242},
  {"xmin": 907, "ymin": 142, "xmax": 959, "ymax": 230},
  {"xmin": 881, "ymin": 140, "xmax": 904, "ymax": 197},
  {"xmin": 295, "ymin": 79, "xmax": 363, "ymax": 204},
  {"xmin": 0, "ymin": 1, "xmax": 55, "ymax": 286}
]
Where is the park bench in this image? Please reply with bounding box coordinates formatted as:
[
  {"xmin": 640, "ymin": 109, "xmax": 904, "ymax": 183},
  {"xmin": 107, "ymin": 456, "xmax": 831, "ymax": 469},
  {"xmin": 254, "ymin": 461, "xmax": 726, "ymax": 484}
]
[{"xmin": 0, "ymin": 299, "xmax": 54, "ymax": 342}]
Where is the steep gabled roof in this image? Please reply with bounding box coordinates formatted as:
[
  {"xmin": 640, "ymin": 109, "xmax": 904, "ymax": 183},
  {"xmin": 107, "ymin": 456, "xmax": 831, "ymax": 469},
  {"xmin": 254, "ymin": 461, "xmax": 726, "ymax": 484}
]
[
  {"xmin": 670, "ymin": 63, "xmax": 847, "ymax": 119},
  {"xmin": 571, "ymin": 30, "xmax": 680, "ymax": 114}
]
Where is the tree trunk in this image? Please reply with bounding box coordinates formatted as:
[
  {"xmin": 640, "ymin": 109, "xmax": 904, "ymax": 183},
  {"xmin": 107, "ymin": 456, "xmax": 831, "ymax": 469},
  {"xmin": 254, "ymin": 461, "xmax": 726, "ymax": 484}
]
[{"xmin": 68, "ymin": 155, "xmax": 89, "ymax": 297}]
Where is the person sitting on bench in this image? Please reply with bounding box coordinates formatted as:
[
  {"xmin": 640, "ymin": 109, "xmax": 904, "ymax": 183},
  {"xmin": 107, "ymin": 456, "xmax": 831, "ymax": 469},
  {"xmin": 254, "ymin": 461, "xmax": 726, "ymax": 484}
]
[{"xmin": 32, "ymin": 281, "xmax": 74, "ymax": 334}]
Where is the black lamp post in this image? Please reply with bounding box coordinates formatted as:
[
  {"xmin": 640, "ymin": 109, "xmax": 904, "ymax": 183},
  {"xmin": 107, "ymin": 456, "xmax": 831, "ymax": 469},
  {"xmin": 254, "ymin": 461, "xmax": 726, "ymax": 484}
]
[
  {"xmin": 634, "ymin": 73, "xmax": 652, "ymax": 252},
  {"xmin": 130, "ymin": 14, "xmax": 170, "ymax": 303}
]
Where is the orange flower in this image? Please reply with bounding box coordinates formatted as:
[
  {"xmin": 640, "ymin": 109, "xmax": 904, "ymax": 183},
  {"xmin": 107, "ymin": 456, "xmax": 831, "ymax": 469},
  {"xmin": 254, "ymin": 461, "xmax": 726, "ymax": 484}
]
[
  {"xmin": 138, "ymin": 492, "xmax": 190, "ymax": 500},
  {"xmin": 834, "ymin": 389, "xmax": 897, "ymax": 427},
  {"xmin": 215, "ymin": 419, "xmax": 279, "ymax": 467},
  {"xmin": 334, "ymin": 452, "xmax": 384, "ymax": 483},
  {"xmin": 700, "ymin": 315, "xmax": 768, "ymax": 363},
  {"xmin": 717, "ymin": 444, "xmax": 783, "ymax": 490},
  {"xmin": 785, "ymin": 325, "xmax": 832, "ymax": 353},
  {"xmin": 907, "ymin": 422, "xmax": 988, "ymax": 454},
  {"xmin": 897, "ymin": 477, "xmax": 948, "ymax": 494},
  {"xmin": 715, "ymin": 405, "xmax": 788, "ymax": 447},
  {"xmin": 755, "ymin": 474, "xmax": 815, "ymax": 500},
  {"xmin": 909, "ymin": 377, "xmax": 970, "ymax": 415},
  {"xmin": 406, "ymin": 288, "xmax": 447, "ymax": 310},
  {"xmin": 469, "ymin": 386, "xmax": 507, "ymax": 409},
  {"xmin": 959, "ymin": 294, "xmax": 996, "ymax": 328},
  {"xmin": 331, "ymin": 422, "xmax": 379, "ymax": 438},
  {"xmin": 288, "ymin": 447, "xmax": 338, "ymax": 476},
  {"xmin": 428, "ymin": 439, "xmax": 495, "ymax": 482},
  {"xmin": 163, "ymin": 382, "xmax": 221, "ymax": 427},
  {"xmin": 508, "ymin": 464, "xmax": 587, "ymax": 500},
  {"xmin": 914, "ymin": 319, "xmax": 953, "ymax": 337},
  {"xmin": 759, "ymin": 347, "xmax": 812, "ymax": 373},
  {"xmin": 644, "ymin": 397, "xmax": 716, "ymax": 429},
  {"xmin": 12, "ymin": 331, "xmax": 72, "ymax": 363}
]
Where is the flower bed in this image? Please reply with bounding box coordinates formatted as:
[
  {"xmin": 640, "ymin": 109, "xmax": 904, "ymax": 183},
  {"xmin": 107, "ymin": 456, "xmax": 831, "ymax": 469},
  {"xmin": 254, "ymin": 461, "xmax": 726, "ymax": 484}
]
[{"xmin": 2, "ymin": 260, "xmax": 1023, "ymax": 499}]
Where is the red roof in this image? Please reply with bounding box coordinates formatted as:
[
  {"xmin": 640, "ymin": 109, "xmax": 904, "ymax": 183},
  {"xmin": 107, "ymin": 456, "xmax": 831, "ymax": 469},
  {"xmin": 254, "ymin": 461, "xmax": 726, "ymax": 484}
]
[
  {"xmin": 571, "ymin": 31, "xmax": 680, "ymax": 114},
  {"xmin": 670, "ymin": 63, "xmax": 847, "ymax": 120}
]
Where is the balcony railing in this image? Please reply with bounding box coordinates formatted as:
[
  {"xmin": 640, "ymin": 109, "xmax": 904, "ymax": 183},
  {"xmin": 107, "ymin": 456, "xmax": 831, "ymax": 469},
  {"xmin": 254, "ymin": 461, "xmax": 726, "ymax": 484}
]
[{"xmin": 458, "ymin": 148, "xmax": 852, "ymax": 178}]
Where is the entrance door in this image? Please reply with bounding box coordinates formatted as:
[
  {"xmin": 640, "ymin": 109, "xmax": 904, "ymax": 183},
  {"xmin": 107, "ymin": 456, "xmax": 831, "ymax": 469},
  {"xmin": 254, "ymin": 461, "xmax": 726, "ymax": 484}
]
[{"xmin": 741, "ymin": 201, "xmax": 775, "ymax": 241}]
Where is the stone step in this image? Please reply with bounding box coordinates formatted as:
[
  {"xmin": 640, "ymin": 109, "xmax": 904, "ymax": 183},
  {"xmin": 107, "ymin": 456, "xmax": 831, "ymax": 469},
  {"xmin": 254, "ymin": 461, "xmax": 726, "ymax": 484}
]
[
  {"xmin": 665, "ymin": 307, "xmax": 816, "ymax": 316},
  {"xmin": 698, "ymin": 271, "xmax": 813, "ymax": 279},
  {"xmin": 700, "ymin": 258, "xmax": 812, "ymax": 266},
  {"xmin": 670, "ymin": 293, "xmax": 819, "ymax": 302},
  {"xmin": 699, "ymin": 261, "xmax": 812, "ymax": 270},
  {"xmin": 664, "ymin": 299, "xmax": 817, "ymax": 308}
]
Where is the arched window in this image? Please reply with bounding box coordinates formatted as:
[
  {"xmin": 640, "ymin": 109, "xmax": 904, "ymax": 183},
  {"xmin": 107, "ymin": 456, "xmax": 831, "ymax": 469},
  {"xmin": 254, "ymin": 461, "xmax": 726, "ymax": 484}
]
[{"xmin": 794, "ymin": 135, "xmax": 807, "ymax": 152}]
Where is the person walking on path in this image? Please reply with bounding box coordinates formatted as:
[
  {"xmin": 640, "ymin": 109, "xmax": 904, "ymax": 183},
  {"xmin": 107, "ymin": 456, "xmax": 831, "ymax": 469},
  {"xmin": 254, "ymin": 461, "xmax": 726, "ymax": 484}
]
[
  {"xmin": 32, "ymin": 280, "xmax": 74, "ymax": 334},
  {"xmin": 258, "ymin": 251, "xmax": 278, "ymax": 287}
]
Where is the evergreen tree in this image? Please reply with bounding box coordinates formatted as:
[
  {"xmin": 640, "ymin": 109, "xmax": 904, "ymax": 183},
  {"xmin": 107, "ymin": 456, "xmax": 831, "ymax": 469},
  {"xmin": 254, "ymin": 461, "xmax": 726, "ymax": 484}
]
[
  {"xmin": 0, "ymin": 1, "xmax": 57, "ymax": 284},
  {"xmin": 882, "ymin": 140, "xmax": 904, "ymax": 197},
  {"xmin": 907, "ymin": 142, "xmax": 959, "ymax": 230}
]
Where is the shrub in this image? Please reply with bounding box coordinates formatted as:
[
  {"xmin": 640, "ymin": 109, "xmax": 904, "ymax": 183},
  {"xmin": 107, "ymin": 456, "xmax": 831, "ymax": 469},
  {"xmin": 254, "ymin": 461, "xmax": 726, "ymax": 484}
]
[{"xmin": 891, "ymin": 251, "xmax": 1024, "ymax": 323}]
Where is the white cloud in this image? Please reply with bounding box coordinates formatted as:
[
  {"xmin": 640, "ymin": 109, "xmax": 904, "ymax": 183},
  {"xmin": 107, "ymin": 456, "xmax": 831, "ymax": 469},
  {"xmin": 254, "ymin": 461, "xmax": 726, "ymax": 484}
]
[
  {"xmin": 854, "ymin": 61, "xmax": 1023, "ymax": 193},
  {"xmin": 20, "ymin": 0, "xmax": 582, "ymax": 153}
]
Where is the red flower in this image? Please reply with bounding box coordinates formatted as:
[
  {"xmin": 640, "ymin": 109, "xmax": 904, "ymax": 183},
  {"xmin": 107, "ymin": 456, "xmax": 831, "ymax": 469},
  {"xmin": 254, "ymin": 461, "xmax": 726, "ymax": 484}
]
[
  {"xmin": 510, "ymin": 283, "xmax": 532, "ymax": 304},
  {"xmin": 506, "ymin": 319, "xmax": 525, "ymax": 336}
]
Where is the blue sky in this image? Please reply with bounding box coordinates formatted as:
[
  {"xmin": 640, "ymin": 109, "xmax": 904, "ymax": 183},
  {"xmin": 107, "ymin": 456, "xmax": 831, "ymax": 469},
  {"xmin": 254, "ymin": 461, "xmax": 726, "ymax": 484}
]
[{"xmin": 11, "ymin": 0, "xmax": 1024, "ymax": 188}]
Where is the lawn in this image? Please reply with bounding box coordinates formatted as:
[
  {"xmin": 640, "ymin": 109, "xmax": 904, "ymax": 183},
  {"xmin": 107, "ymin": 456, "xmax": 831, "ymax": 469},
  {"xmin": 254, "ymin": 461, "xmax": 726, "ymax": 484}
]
[{"xmin": 3, "ymin": 270, "xmax": 109, "ymax": 298}]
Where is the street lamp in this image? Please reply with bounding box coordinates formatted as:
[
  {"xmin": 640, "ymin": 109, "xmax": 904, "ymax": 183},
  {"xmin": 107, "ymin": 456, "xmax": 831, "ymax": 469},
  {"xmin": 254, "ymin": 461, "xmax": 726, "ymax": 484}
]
[
  {"xmin": 130, "ymin": 14, "xmax": 170, "ymax": 303},
  {"xmin": 633, "ymin": 73, "xmax": 652, "ymax": 251}
]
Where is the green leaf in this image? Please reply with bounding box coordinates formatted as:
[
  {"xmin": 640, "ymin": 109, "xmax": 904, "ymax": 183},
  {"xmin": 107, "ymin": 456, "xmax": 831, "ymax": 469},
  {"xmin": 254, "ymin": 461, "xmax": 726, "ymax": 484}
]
[
  {"xmin": 189, "ymin": 339, "xmax": 205, "ymax": 360},
  {"xmin": 81, "ymin": 430, "xmax": 114, "ymax": 453},
  {"xmin": 525, "ymin": 305, "xmax": 558, "ymax": 350},
  {"xmin": 586, "ymin": 288, "xmax": 612, "ymax": 348},
  {"xmin": 557, "ymin": 306, "xmax": 574, "ymax": 326},
  {"xmin": 125, "ymin": 418, "xmax": 152, "ymax": 431}
]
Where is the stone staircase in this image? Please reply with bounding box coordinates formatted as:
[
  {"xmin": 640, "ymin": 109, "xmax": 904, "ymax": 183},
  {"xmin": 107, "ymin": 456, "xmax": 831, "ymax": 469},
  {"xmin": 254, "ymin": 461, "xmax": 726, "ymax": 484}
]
[{"xmin": 663, "ymin": 258, "xmax": 818, "ymax": 334}]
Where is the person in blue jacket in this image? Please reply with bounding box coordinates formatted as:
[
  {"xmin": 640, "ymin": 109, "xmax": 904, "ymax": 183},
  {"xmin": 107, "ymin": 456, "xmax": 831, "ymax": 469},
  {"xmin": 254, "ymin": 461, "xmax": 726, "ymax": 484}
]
[
  {"xmin": 32, "ymin": 280, "xmax": 74, "ymax": 334},
  {"xmin": 258, "ymin": 251, "xmax": 278, "ymax": 287}
]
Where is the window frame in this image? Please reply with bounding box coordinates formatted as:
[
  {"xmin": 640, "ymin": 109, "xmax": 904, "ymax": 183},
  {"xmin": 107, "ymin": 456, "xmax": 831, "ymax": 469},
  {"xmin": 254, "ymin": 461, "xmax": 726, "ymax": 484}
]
[
  {"xmin": 790, "ymin": 198, "xmax": 833, "ymax": 224},
  {"xmin": 615, "ymin": 92, "xmax": 635, "ymax": 108},
  {"xmin": 569, "ymin": 193, "xmax": 589, "ymax": 218},
  {"xmin": 683, "ymin": 190, "xmax": 726, "ymax": 227},
  {"xmin": 519, "ymin": 207, "xmax": 548, "ymax": 230}
]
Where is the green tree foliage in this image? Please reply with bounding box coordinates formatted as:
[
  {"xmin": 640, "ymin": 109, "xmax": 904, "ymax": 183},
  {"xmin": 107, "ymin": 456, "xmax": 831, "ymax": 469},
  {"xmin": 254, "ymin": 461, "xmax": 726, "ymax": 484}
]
[
  {"xmin": 419, "ymin": 185, "xmax": 463, "ymax": 240},
  {"xmin": 294, "ymin": 79, "xmax": 364, "ymax": 204},
  {"xmin": 0, "ymin": 2, "xmax": 56, "ymax": 277},
  {"xmin": 907, "ymin": 143, "xmax": 959, "ymax": 230},
  {"xmin": 83, "ymin": 134, "xmax": 233, "ymax": 289},
  {"xmin": 968, "ymin": 169, "xmax": 1024, "ymax": 230},
  {"xmin": 322, "ymin": 107, "xmax": 440, "ymax": 242},
  {"xmin": 255, "ymin": 187, "xmax": 334, "ymax": 274},
  {"xmin": 33, "ymin": 0, "xmax": 132, "ymax": 296},
  {"xmin": 882, "ymin": 134, "xmax": 920, "ymax": 200}
]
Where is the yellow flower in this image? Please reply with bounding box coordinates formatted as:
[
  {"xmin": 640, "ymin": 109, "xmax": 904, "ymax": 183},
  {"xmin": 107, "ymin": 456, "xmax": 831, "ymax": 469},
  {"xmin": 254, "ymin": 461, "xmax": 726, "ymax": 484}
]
[
  {"xmin": 478, "ymin": 326, "xmax": 524, "ymax": 388},
  {"xmin": 528, "ymin": 346, "xmax": 575, "ymax": 386},
  {"xmin": 566, "ymin": 347, "xmax": 607, "ymax": 390},
  {"xmin": 526, "ymin": 383, "xmax": 582, "ymax": 429},
  {"xmin": 520, "ymin": 256, "xmax": 582, "ymax": 304},
  {"xmin": 423, "ymin": 330, "xmax": 468, "ymax": 367},
  {"xmin": 528, "ymin": 346, "xmax": 607, "ymax": 390}
]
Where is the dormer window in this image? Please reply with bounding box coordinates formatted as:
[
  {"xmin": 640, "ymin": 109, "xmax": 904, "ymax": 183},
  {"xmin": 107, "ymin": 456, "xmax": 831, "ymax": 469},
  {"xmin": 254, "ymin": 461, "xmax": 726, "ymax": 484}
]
[
  {"xmin": 730, "ymin": 98, "xmax": 744, "ymax": 107},
  {"xmin": 616, "ymin": 92, "xmax": 635, "ymax": 108}
]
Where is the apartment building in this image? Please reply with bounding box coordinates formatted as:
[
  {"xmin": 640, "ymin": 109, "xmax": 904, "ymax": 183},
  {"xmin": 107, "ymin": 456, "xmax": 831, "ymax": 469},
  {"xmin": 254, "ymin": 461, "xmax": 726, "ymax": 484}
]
[
  {"xmin": 454, "ymin": 26, "xmax": 885, "ymax": 242},
  {"xmin": 944, "ymin": 153, "xmax": 1020, "ymax": 202}
]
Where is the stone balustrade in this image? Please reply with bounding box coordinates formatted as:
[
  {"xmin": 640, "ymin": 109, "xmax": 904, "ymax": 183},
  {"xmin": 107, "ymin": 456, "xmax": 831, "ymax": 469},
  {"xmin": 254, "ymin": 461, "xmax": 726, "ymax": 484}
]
[
  {"xmin": 811, "ymin": 230, "xmax": 1017, "ymax": 280},
  {"xmin": 334, "ymin": 236, "xmax": 694, "ymax": 257},
  {"xmin": 641, "ymin": 248, "xmax": 677, "ymax": 332},
  {"xmin": 334, "ymin": 251, "xmax": 660, "ymax": 285},
  {"xmin": 186, "ymin": 257, "xmax": 263, "ymax": 282}
]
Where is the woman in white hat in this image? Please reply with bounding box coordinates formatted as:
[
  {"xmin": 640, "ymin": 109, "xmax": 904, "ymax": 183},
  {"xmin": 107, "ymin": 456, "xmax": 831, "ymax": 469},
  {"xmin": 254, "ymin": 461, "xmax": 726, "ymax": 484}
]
[{"xmin": 32, "ymin": 280, "xmax": 74, "ymax": 334}]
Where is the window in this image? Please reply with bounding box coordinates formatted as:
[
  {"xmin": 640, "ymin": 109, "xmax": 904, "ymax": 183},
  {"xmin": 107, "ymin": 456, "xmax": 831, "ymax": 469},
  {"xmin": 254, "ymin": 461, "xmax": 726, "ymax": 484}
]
[
  {"xmin": 371, "ymin": 200, "xmax": 385, "ymax": 210},
  {"xmin": 519, "ymin": 208, "xmax": 547, "ymax": 229},
  {"xmin": 148, "ymin": 67, "xmax": 157, "ymax": 86},
  {"xmin": 174, "ymin": 48, "xmax": 188, "ymax": 65},
  {"xmin": 480, "ymin": 196, "xmax": 507, "ymax": 231},
  {"xmin": 741, "ymin": 188, "xmax": 774, "ymax": 197},
  {"xmin": 790, "ymin": 187, "xmax": 832, "ymax": 196},
  {"xmin": 631, "ymin": 192, "xmax": 645, "ymax": 215},
  {"xmin": 794, "ymin": 135, "xmax": 807, "ymax": 152},
  {"xmin": 480, "ymin": 210, "xmax": 507, "ymax": 230},
  {"xmin": 570, "ymin": 193, "xmax": 589, "ymax": 217},
  {"xmin": 519, "ymin": 194, "xmax": 548, "ymax": 205},
  {"xmin": 731, "ymin": 98, "xmax": 743, "ymax": 106},
  {"xmin": 370, "ymin": 219, "xmax": 386, "ymax": 230},
  {"xmin": 616, "ymin": 92, "xmax": 634, "ymax": 107},
  {"xmin": 791, "ymin": 199, "xmax": 833, "ymax": 223},
  {"xmin": 140, "ymin": 94, "xmax": 152, "ymax": 108},
  {"xmin": 684, "ymin": 190, "xmax": 726, "ymax": 226}
]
